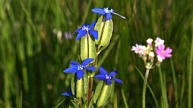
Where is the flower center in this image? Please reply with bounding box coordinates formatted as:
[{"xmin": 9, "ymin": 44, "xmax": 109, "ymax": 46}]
[
  {"xmin": 82, "ymin": 25, "xmax": 90, "ymax": 32},
  {"xmin": 161, "ymin": 50, "xmax": 165, "ymax": 54},
  {"xmin": 105, "ymin": 75, "xmax": 111, "ymax": 80},
  {"xmin": 78, "ymin": 65, "xmax": 84, "ymax": 70},
  {"xmin": 104, "ymin": 8, "xmax": 111, "ymax": 13}
]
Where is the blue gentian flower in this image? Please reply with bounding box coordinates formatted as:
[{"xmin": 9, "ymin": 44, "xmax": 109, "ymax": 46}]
[
  {"xmin": 61, "ymin": 88, "xmax": 73, "ymax": 96},
  {"xmin": 75, "ymin": 21, "xmax": 98, "ymax": 40},
  {"xmin": 63, "ymin": 58, "xmax": 96, "ymax": 80},
  {"xmin": 94, "ymin": 66, "xmax": 123, "ymax": 85},
  {"xmin": 92, "ymin": 7, "xmax": 126, "ymax": 20}
]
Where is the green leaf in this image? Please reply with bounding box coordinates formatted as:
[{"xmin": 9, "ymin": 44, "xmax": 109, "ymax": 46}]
[
  {"xmin": 97, "ymin": 84, "xmax": 112, "ymax": 107},
  {"xmin": 94, "ymin": 16, "xmax": 113, "ymax": 50},
  {"xmin": 80, "ymin": 34, "xmax": 96, "ymax": 61},
  {"xmin": 93, "ymin": 81, "xmax": 103, "ymax": 103},
  {"xmin": 71, "ymin": 74, "xmax": 76, "ymax": 96}
]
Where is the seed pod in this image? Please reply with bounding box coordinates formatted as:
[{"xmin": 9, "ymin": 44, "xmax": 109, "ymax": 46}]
[
  {"xmin": 94, "ymin": 16, "xmax": 113, "ymax": 52},
  {"xmin": 80, "ymin": 34, "xmax": 96, "ymax": 61}
]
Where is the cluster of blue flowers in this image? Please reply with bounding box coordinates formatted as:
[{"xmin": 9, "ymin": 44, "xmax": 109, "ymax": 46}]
[{"xmin": 61, "ymin": 7, "xmax": 125, "ymax": 97}]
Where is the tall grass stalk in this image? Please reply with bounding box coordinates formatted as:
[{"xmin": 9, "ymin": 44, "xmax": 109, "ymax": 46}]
[
  {"xmin": 170, "ymin": 59, "xmax": 178, "ymax": 108},
  {"xmin": 188, "ymin": 20, "xmax": 193, "ymax": 108},
  {"xmin": 158, "ymin": 67, "xmax": 169, "ymax": 108},
  {"xmin": 121, "ymin": 89, "xmax": 129, "ymax": 108}
]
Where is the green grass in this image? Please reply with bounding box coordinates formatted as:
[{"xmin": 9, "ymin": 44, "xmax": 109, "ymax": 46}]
[{"xmin": 0, "ymin": 0, "xmax": 193, "ymax": 108}]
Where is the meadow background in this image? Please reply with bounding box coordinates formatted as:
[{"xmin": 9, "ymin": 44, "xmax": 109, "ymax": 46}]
[{"xmin": 0, "ymin": 0, "xmax": 193, "ymax": 108}]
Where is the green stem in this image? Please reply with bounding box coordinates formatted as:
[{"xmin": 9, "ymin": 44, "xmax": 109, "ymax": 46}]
[
  {"xmin": 135, "ymin": 67, "xmax": 159, "ymax": 108},
  {"xmin": 142, "ymin": 69, "xmax": 150, "ymax": 108},
  {"xmin": 79, "ymin": 98, "xmax": 82, "ymax": 108}
]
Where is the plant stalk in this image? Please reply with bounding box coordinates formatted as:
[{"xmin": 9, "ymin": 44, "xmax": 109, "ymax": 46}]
[
  {"xmin": 142, "ymin": 69, "xmax": 150, "ymax": 108},
  {"xmin": 87, "ymin": 77, "xmax": 93, "ymax": 107}
]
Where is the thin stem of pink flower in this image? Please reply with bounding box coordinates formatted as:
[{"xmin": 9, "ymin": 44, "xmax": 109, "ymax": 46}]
[{"xmin": 142, "ymin": 69, "xmax": 150, "ymax": 108}]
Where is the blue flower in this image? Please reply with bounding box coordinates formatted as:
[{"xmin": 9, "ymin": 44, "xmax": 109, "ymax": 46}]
[
  {"xmin": 61, "ymin": 88, "xmax": 73, "ymax": 97},
  {"xmin": 92, "ymin": 7, "xmax": 126, "ymax": 20},
  {"xmin": 63, "ymin": 58, "xmax": 96, "ymax": 80},
  {"xmin": 75, "ymin": 21, "xmax": 98, "ymax": 40},
  {"xmin": 94, "ymin": 66, "xmax": 123, "ymax": 85}
]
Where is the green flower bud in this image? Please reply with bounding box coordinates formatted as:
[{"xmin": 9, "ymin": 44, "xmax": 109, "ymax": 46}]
[
  {"xmin": 95, "ymin": 83, "xmax": 112, "ymax": 107},
  {"xmin": 80, "ymin": 34, "xmax": 96, "ymax": 61},
  {"xmin": 94, "ymin": 16, "xmax": 113, "ymax": 53}
]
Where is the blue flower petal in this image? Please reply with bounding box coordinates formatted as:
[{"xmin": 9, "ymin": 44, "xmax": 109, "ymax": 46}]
[
  {"xmin": 99, "ymin": 66, "xmax": 108, "ymax": 75},
  {"xmin": 82, "ymin": 58, "xmax": 94, "ymax": 66},
  {"xmin": 61, "ymin": 88, "xmax": 73, "ymax": 96},
  {"xmin": 89, "ymin": 30, "xmax": 98, "ymax": 40},
  {"xmin": 76, "ymin": 30, "xmax": 87, "ymax": 40},
  {"xmin": 92, "ymin": 8, "xmax": 106, "ymax": 15},
  {"xmin": 90, "ymin": 21, "xmax": 97, "ymax": 29},
  {"xmin": 105, "ymin": 13, "xmax": 113, "ymax": 20},
  {"xmin": 70, "ymin": 61, "xmax": 80, "ymax": 66},
  {"xmin": 75, "ymin": 28, "xmax": 82, "ymax": 33},
  {"xmin": 61, "ymin": 92, "xmax": 71, "ymax": 96},
  {"xmin": 77, "ymin": 70, "xmax": 84, "ymax": 80},
  {"xmin": 63, "ymin": 67, "xmax": 77, "ymax": 73},
  {"xmin": 85, "ymin": 66, "xmax": 96, "ymax": 71},
  {"xmin": 109, "ymin": 70, "xmax": 118, "ymax": 77},
  {"xmin": 106, "ymin": 79, "xmax": 112, "ymax": 85},
  {"xmin": 113, "ymin": 78, "xmax": 123, "ymax": 83},
  {"xmin": 95, "ymin": 75, "xmax": 106, "ymax": 80}
]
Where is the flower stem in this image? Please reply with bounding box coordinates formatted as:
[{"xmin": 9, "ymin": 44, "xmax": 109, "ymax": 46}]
[
  {"xmin": 142, "ymin": 69, "xmax": 150, "ymax": 108},
  {"xmin": 78, "ymin": 98, "xmax": 82, "ymax": 108}
]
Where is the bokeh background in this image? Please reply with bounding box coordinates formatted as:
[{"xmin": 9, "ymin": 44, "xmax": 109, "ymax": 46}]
[{"xmin": 0, "ymin": 0, "xmax": 193, "ymax": 108}]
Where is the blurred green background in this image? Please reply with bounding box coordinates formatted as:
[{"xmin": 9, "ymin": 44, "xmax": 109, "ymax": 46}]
[{"xmin": 0, "ymin": 0, "xmax": 193, "ymax": 108}]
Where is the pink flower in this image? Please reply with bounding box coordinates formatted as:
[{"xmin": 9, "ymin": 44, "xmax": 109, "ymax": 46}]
[
  {"xmin": 131, "ymin": 44, "xmax": 147, "ymax": 55},
  {"xmin": 156, "ymin": 44, "xmax": 172, "ymax": 61}
]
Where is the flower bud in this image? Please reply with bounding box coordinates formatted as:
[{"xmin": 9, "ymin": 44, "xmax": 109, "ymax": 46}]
[
  {"xmin": 94, "ymin": 16, "xmax": 113, "ymax": 53},
  {"xmin": 80, "ymin": 34, "xmax": 96, "ymax": 61},
  {"xmin": 96, "ymin": 84, "xmax": 112, "ymax": 107}
]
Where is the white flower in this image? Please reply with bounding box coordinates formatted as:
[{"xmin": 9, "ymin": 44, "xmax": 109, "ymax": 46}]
[
  {"xmin": 157, "ymin": 55, "xmax": 163, "ymax": 63},
  {"xmin": 131, "ymin": 44, "xmax": 147, "ymax": 55},
  {"xmin": 149, "ymin": 52, "xmax": 155, "ymax": 58},
  {"xmin": 146, "ymin": 38, "xmax": 153, "ymax": 46},
  {"xmin": 155, "ymin": 37, "xmax": 164, "ymax": 47}
]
